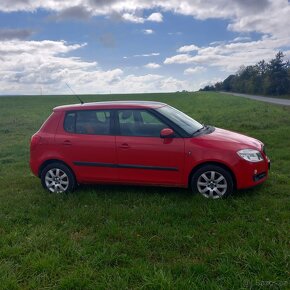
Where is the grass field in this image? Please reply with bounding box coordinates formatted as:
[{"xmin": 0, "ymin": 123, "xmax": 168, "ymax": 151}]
[{"xmin": 0, "ymin": 92, "xmax": 289, "ymax": 289}]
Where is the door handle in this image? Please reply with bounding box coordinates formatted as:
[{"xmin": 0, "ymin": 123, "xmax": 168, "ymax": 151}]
[
  {"xmin": 62, "ymin": 140, "xmax": 72, "ymax": 146},
  {"xmin": 120, "ymin": 143, "xmax": 130, "ymax": 149}
]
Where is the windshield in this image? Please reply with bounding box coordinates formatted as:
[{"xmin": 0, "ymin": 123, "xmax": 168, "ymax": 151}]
[{"xmin": 157, "ymin": 105, "xmax": 203, "ymax": 135}]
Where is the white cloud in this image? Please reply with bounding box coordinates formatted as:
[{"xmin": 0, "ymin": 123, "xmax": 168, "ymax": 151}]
[
  {"xmin": 121, "ymin": 11, "xmax": 163, "ymax": 23},
  {"xmin": 165, "ymin": 36, "xmax": 290, "ymax": 72},
  {"xmin": 144, "ymin": 62, "xmax": 161, "ymax": 69},
  {"xmin": 210, "ymin": 40, "xmax": 226, "ymax": 46},
  {"xmin": 147, "ymin": 12, "xmax": 163, "ymax": 22},
  {"xmin": 123, "ymin": 52, "xmax": 160, "ymax": 59},
  {"xmin": 177, "ymin": 44, "xmax": 199, "ymax": 53},
  {"xmin": 143, "ymin": 29, "xmax": 154, "ymax": 34},
  {"xmin": 113, "ymin": 74, "xmax": 194, "ymax": 93},
  {"xmin": 0, "ymin": 39, "xmax": 190, "ymax": 94},
  {"xmin": 0, "ymin": 39, "xmax": 125, "ymax": 94},
  {"xmin": 122, "ymin": 13, "xmax": 144, "ymax": 23},
  {"xmin": 199, "ymin": 77, "xmax": 223, "ymax": 89},
  {"xmin": 0, "ymin": 40, "xmax": 85, "ymax": 56},
  {"xmin": 231, "ymin": 36, "xmax": 251, "ymax": 42},
  {"xmin": 1, "ymin": 1, "xmax": 288, "ymax": 39},
  {"xmin": 138, "ymin": 52, "xmax": 160, "ymax": 57},
  {"xmin": 227, "ymin": 0, "xmax": 290, "ymax": 38},
  {"xmin": 184, "ymin": 66, "xmax": 206, "ymax": 75},
  {"xmin": 164, "ymin": 54, "xmax": 193, "ymax": 65}
]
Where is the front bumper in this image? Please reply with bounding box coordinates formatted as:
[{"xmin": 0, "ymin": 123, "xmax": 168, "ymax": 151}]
[{"xmin": 234, "ymin": 156, "xmax": 270, "ymax": 190}]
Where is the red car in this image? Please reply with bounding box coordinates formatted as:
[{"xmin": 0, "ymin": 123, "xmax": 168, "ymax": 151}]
[{"xmin": 30, "ymin": 101, "xmax": 270, "ymax": 199}]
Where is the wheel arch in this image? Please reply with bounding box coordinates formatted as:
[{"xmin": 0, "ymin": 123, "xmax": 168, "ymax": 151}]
[
  {"xmin": 38, "ymin": 159, "xmax": 76, "ymax": 180},
  {"xmin": 188, "ymin": 161, "xmax": 237, "ymax": 189}
]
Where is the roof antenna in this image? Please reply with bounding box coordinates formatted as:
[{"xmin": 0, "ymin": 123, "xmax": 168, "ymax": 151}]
[{"xmin": 65, "ymin": 82, "xmax": 84, "ymax": 104}]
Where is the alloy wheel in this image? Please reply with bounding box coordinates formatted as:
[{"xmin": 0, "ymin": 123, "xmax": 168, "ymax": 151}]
[
  {"xmin": 45, "ymin": 168, "xmax": 69, "ymax": 193},
  {"xmin": 197, "ymin": 170, "xmax": 228, "ymax": 199}
]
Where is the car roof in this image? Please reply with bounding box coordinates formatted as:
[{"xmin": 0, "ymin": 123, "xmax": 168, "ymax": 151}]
[{"xmin": 53, "ymin": 101, "xmax": 167, "ymax": 111}]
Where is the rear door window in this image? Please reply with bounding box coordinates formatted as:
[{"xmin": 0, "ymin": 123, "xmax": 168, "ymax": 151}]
[{"xmin": 64, "ymin": 110, "xmax": 112, "ymax": 135}]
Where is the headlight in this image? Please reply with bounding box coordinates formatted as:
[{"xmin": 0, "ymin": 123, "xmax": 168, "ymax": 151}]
[{"xmin": 237, "ymin": 149, "xmax": 264, "ymax": 162}]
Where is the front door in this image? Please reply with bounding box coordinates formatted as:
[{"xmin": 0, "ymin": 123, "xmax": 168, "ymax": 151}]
[{"xmin": 115, "ymin": 109, "xmax": 185, "ymax": 186}]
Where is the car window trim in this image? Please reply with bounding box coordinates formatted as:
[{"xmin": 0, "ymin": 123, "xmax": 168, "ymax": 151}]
[
  {"xmin": 63, "ymin": 108, "xmax": 190, "ymax": 138},
  {"xmin": 114, "ymin": 108, "xmax": 182, "ymax": 138},
  {"xmin": 63, "ymin": 109, "xmax": 114, "ymax": 136}
]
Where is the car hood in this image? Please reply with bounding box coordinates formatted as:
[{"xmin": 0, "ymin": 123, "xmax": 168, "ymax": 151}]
[{"xmin": 192, "ymin": 127, "xmax": 263, "ymax": 151}]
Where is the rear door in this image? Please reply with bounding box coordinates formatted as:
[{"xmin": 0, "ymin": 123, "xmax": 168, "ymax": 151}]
[
  {"xmin": 55, "ymin": 109, "xmax": 117, "ymax": 183},
  {"xmin": 115, "ymin": 109, "xmax": 185, "ymax": 186}
]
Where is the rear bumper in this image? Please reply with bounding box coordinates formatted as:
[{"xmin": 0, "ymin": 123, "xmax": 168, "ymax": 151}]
[{"xmin": 30, "ymin": 159, "xmax": 39, "ymax": 177}]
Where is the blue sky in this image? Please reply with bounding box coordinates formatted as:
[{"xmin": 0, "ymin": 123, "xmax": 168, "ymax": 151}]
[{"xmin": 0, "ymin": 0, "xmax": 289, "ymax": 95}]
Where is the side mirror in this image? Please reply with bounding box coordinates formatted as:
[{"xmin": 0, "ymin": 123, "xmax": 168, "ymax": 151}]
[{"xmin": 160, "ymin": 128, "xmax": 174, "ymax": 138}]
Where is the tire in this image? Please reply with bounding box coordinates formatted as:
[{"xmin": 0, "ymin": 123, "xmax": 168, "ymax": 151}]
[
  {"xmin": 40, "ymin": 162, "xmax": 76, "ymax": 193},
  {"xmin": 191, "ymin": 165, "xmax": 233, "ymax": 199}
]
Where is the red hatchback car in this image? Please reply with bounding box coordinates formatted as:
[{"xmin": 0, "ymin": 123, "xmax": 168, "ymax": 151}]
[{"xmin": 30, "ymin": 101, "xmax": 270, "ymax": 199}]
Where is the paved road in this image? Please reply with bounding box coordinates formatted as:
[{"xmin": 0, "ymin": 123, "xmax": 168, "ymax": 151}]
[{"xmin": 222, "ymin": 92, "xmax": 290, "ymax": 106}]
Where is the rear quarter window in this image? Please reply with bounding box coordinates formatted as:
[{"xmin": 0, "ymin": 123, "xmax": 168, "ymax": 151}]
[{"xmin": 64, "ymin": 112, "xmax": 76, "ymax": 133}]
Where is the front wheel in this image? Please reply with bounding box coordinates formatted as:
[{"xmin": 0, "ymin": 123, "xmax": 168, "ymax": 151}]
[
  {"xmin": 191, "ymin": 165, "xmax": 234, "ymax": 199},
  {"xmin": 40, "ymin": 162, "xmax": 76, "ymax": 193}
]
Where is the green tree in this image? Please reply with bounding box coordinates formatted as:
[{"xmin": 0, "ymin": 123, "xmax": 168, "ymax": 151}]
[
  {"xmin": 210, "ymin": 51, "xmax": 290, "ymax": 96},
  {"xmin": 265, "ymin": 52, "xmax": 289, "ymax": 95}
]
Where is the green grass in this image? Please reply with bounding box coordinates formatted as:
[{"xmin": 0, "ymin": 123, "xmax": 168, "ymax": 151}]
[{"xmin": 0, "ymin": 92, "xmax": 289, "ymax": 289}]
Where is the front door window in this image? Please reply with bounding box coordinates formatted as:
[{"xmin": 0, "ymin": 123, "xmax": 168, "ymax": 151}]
[{"xmin": 118, "ymin": 109, "xmax": 167, "ymax": 137}]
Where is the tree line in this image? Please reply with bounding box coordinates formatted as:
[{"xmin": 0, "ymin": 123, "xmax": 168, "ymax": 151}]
[{"xmin": 200, "ymin": 52, "xmax": 290, "ymax": 96}]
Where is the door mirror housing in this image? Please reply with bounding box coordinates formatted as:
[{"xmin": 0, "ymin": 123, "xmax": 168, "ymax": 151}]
[{"xmin": 160, "ymin": 128, "xmax": 174, "ymax": 138}]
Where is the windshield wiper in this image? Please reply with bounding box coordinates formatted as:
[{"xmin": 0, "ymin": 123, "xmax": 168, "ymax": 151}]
[{"xmin": 192, "ymin": 125, "xmax": 206, "ymax": 135}]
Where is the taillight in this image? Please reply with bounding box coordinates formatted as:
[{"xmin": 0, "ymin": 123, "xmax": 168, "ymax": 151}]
[{"xmin": 30, "ymin": 134, "xmax": 41, "ymax": 150}]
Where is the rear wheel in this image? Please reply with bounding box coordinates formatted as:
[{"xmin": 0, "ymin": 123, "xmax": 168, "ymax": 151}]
[
  {"xmin": 41, "ymin": 162, "xmax": 76, "ymax": 193},
  {"xmin": 191, "ymin": 165, "xmax": 233, "ymax": 199}
]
